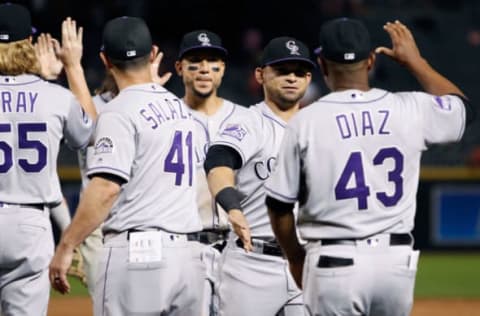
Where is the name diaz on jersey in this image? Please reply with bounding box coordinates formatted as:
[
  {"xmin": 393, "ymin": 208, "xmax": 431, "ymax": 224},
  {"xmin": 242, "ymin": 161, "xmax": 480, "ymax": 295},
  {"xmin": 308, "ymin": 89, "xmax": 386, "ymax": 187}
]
[{"xmin": 336, "ymin": 109, "xmax": 390, "ymax": 139}]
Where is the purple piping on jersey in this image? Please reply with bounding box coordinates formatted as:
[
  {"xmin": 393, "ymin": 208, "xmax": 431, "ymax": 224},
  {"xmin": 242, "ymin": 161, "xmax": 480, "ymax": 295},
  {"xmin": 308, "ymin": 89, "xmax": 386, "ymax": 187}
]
[
  {"xmin": 217, "ymin": 104, "xmax": 237, "ymax": 132},
  {"xmin": 265, "ymin": 186, "xmax": 297, "ymax": 202},
  {"xmin": 0, "ymin": 78, "xmax": 42, "ymax": 86},
  {"xmin": 213, "ymin": 140, "xmax": 246, "ymax": 166},
  {"xmin": 193, "ymin": 117, "xmax": 210, "ymax": 143},
  {"xmin": 102, "ymin": 247, "xmax": 113, "ymax": 316},
  {"xmin": 262, "ymin": 112, "xmax": 286, "ymax": 128},
  {"xmin": 318, "ymin": 91, "xmax": 389, "ymax": 104},
  {"xmin": 87, "ymin": 166, "xmax": 130, "ymax": 179},
  {"xmin": 122, "ymin": 89, "xmax": 170, "ymax": 94}
]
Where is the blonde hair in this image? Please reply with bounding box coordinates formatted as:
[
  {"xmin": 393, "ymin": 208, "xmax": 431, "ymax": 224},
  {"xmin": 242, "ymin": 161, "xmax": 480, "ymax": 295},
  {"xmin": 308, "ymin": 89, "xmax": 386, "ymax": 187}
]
[{"xmin": 0, "ymin": 39, "xmax": 41, "ymax": 75}]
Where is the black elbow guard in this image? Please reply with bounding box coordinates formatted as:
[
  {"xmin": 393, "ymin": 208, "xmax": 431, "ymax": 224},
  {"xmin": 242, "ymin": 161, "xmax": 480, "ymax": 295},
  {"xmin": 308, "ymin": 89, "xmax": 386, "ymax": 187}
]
[{"xmin": 204, "ymin": 145, "xmax": 242, "ymax": 174}]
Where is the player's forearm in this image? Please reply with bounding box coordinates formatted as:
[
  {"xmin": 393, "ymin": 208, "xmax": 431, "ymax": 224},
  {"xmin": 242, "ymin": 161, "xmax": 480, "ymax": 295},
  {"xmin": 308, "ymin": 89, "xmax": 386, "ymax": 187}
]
[
  {"xmin": 207, "ymin": 166, "xmax": 236, "ymax": 196},
  {"xmin": 407, "ymin": 57, "xmax": 465, "ymax": 97},
  {"xmin": 58, "ymin": 177, "xmax": 119, "ymax": 251},
  {"xmin": 268, "ymin": 207, "xmax": 305, "ymax": 263},
  {"xmin": 64, "ymin": 64, "xmax": 98, "ymax": 120}
]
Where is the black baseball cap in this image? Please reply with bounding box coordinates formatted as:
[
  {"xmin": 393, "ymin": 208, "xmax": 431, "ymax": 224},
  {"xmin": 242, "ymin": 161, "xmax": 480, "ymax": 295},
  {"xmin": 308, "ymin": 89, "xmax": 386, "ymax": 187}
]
[
  {"xmin": 178, "ymin": 30, "xmax": 227, "ymax": 59},
  {"xmin": 314, "ymin": 18, "xmax": 371, "ymax": 63},
  {"xmin": 260, "ymin": 37, "xmax": 315, "ymax": 68},
  {"xmin": 0, "ymin": 3, "xmax": 33, "ymax": 43},
  {"xmin": 102, "ymin": 16, "xmax": 152, "ymax": 61}
]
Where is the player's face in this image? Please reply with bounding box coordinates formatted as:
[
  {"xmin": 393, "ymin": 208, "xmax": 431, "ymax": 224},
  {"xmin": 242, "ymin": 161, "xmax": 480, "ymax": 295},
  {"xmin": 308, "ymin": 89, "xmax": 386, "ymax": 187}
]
[
  {"xmin": 257, "ymin": 62, "xmax": 312, "ymax": 111},
  {"xmin": 177, "ymin": 51, "xmax": 225, "ymax": 98}
]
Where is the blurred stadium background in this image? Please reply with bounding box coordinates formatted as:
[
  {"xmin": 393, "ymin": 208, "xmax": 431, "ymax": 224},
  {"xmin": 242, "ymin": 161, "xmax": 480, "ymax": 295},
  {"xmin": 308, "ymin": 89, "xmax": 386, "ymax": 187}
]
[{"xmin": 13, "ymin": 0, "xmax": 479, "ymax": 314}]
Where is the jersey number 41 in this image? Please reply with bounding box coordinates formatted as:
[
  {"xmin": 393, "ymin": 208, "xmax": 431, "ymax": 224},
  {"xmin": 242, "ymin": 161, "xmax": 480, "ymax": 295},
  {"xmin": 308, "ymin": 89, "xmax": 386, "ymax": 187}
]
[{"xmin": 335, "ymin": 147, "xmax": 403, "ymax": 210}]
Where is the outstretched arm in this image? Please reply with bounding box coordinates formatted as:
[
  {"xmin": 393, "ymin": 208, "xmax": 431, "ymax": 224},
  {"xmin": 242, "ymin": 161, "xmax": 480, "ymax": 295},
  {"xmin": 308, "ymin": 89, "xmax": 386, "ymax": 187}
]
[
  {"xmin": 205, "ymin": 145, "xmax": 252, "ymax": 252},
  {"xmin": 376, "ymin": 20, "xmax": 465, "ymax": 97},
  {"xmin": 54, "ymin": 17, "xmax": 97, "ymax": 120},
  {"xmin": 49, "ymin": 176, "xmax": 120, "ymax": 294},
  {"xmin": 267, "ymin": 197, "xmax": 305, "ymax": 288}
]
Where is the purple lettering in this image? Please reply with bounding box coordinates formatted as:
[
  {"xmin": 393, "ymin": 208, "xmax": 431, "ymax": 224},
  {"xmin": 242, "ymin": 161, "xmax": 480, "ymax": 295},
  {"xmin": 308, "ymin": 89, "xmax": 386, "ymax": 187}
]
[
  {"xmin": 378, "ymin": 110, "xmax": 390, "ymax": 135},
  {"xmin": 140, "ymin": 108, "xmax": 158, "ymax": 130},
  {"xmin": 2, "ymin": 91, "xmax": 11, "ymax": 112},
  {"xmin": 362, "ymin": 111, "xmax": 374, "ymax": 136},
  {"xmin": 336, "ymin": 114, "xmax": 351, "ymax": 139},
  {"xmin": 17, "ymin": 92, "xmax": 27, "ymax": 112}
]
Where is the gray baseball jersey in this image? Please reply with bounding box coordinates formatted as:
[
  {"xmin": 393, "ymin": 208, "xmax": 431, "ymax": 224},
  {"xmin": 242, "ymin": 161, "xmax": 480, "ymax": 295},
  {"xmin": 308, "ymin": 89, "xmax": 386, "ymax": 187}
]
[
  {"xmin": 0, "ymin": 74, "xmax": 93, "ymax": 204},
  {"xmin": 78, "ymin": 92, "xmax": 113, "ymax": 190},
  {"xmin": 0, "ymin": 74, "xmax": 93, "ymax": 316},
  {"xmin": 191, "ymin": 99, "xmax": 238, "ymax": 230},
  {"xmin": 212, "ymin": 101, "xmax": 288, "ymax": 237},
  {"xmin": 266, "ymin": 88, "xmax": 466, "ymax": 239},
  {"xmin": 86, "ymin": 83, "xmax": 202, "ymax": 234}
]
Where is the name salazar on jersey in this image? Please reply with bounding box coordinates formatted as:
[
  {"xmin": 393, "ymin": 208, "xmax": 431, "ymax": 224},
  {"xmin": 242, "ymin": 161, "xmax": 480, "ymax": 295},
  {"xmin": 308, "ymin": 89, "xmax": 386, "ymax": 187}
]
[{"xmin": 94, "ymin": 137, "xmax": 114, "ymax": 155}]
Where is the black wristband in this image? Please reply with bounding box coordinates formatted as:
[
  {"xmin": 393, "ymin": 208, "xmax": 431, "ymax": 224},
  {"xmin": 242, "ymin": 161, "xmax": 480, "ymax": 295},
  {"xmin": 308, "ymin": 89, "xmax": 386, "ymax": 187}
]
[{"xmin": 215, "ymin": 187, "xmax": 242, "ymax": 213}]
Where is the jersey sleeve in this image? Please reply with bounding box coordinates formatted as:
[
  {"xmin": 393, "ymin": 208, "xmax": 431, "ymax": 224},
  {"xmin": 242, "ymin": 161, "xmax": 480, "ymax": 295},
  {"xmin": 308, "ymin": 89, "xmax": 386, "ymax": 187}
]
[
  {"xmin": 210, "ymin": 108, "xmax": 261, "ymax": 166},
  {"xmin": 86, "ymin": 111, "xmax": 134, "ymax": 182},
  {"xmin": 414, "ymin": 92, "xmax": 466, "ymax": 145},
  {"xmin": 265, "ymin": 123, "xmax": 301, "ymax": 204},
  {"xmin": 63, "ymin": 96, "xmax": 94, "ymax": 150}
]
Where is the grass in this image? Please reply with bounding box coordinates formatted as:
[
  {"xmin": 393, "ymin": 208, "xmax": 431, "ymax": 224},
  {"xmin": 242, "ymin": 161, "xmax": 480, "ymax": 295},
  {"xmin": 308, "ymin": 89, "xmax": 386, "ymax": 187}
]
[
  {"xmin": 415, "ymin": 252, "xmax": 480, "ymax": 298},
  {"xmin": 51, "ymin": 252, "xmax": 480, "ymax": 298},
  {"xmin": 50, "ymin": 276, "xmax": 89, "ymax": 297}
]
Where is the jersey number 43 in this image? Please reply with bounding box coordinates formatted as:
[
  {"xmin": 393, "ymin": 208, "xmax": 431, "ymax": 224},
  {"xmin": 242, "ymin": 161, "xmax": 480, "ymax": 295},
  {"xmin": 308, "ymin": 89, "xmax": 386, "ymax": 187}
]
[
  {"xmin": 0, "ymin": 122, "xmax": 47, "ymax": 173},
  {"xmin": 335, "ymin": 147, "xmax": 403, "ymax": 210}
]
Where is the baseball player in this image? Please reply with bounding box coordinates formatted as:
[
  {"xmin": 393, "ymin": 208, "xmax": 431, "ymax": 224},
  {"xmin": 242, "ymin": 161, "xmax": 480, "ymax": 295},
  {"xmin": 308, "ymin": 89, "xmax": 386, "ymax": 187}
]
[
  {"xmin": 0, "ymin": 4, "xmax": 94, "ymax": 316},
  {"xmin": 49, "ymin": 16, "xmax": 205, "ymax": 315},
  {"xmin": 204, "ymin": 37, "xmax": 314, "ymax": 316},
  {"xmin": 78, "ymin": 56, "xmax": 171, "ymax": 296},
  {"xmin": 266, "ymin": 18, "xmax": 474, "ymax": 316},
  {"xmin": 175, "ymin": 29, "xmax": 240, "ymax": 316}
]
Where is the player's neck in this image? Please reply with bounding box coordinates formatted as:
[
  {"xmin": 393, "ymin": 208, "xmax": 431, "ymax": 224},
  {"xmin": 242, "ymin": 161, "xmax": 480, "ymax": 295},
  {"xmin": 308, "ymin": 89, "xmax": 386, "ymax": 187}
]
[
  {"xmin": 329, "ymin": 73, "xmax": 370, "ymax": 92},
  {"xmin": 265, "ymin": 100, "xmax": 299, "ymax": 122},
  {"xmin": 112, "ymin": 68, "xmax": 152, "ymax": 91},
  {"xmin": 184, "ymin": 94, "xmax": 223, "ymax": 116}
]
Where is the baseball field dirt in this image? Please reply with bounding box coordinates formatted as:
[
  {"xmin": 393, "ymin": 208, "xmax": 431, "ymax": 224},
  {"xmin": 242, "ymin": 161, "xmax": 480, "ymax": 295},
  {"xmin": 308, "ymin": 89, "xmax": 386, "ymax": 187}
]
[{"xmin": 47, "ymin": 297, "xmax": 480, "ymax": 316}]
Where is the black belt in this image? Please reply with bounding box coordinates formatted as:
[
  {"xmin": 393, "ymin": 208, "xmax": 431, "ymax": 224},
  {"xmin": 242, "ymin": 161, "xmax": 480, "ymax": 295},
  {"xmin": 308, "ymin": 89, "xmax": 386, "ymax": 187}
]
[
  {"xmin": 320, "ymin": 233, "xmax": 412, "ymax": 246},
  {"xmin": 187, "ymin": 230, "xmax": 229, "ymax": 244},
  {"xmin": 0, "ymin": 202, "xmax": 45, "ymax": 211},
  {"xmin": 236, "ymin": 238, "xmax": 284, "ymax": 257}
]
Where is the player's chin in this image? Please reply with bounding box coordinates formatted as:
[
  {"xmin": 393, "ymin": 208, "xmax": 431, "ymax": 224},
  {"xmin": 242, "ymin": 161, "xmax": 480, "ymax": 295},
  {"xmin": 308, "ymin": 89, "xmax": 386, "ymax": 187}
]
[{"xmin": 193, "ymin": 87, "xmax": 214, "ymax": 98}]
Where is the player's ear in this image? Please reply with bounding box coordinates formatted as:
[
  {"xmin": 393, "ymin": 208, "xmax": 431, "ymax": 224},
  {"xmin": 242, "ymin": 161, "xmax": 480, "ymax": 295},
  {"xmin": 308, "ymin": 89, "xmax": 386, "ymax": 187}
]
[
  {"xmin": 367, "ymin": 52, "xmax": 376, "ymax": 71},
  {"xmin": 317, "ymin": 57, "xmax": 328, "ymax": 77},
  {"xmin": 150, "ymin": 45, "xmax": 159, "ymax": 63},
  {"xmin": 99, "ymin": 52, "xmax": 113, "ymax": 69},
  {"xmin": 174, "ymin": 60, "xmax": 183, "ymax": 76},
  {"xmin": 254, "ymin": 67, "xmax": 264, "ymax": 85}
]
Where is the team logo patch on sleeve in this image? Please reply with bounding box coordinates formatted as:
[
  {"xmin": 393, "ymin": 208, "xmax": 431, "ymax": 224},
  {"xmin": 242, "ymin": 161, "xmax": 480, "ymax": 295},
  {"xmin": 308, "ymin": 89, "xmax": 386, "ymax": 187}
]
[
  {"xmin": 94, "ymin": 137, "xmax": 114, "ymax": 154},
  {"xmin": 221, "ymin": 124, "xmax": 247, "ymax": 141}
]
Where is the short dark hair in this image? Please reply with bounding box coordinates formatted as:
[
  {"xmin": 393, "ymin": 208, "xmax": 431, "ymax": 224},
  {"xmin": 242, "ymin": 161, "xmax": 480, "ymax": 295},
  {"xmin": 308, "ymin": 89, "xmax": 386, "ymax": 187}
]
[{"xmin": 108, "ymin": 54, "xmax": 150, "ymax": 71}]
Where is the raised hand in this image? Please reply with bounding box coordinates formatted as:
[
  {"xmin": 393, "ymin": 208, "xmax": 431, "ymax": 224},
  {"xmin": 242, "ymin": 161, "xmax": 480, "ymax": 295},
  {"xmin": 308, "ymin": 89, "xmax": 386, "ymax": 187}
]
[
  {"xmin": 151, "ymin": 45, "xmax": 172, "ymax": 86},
  {"xmin": 375, "ymin": 20, "xmax": 422, "ymax": 68},
  {"xmin": 53, "ymin": 17, "xmax": 83, "ymax": 68},
  {"xmin": 34, "ymin": 33, "xmax": 63, "ymax": 80}
]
